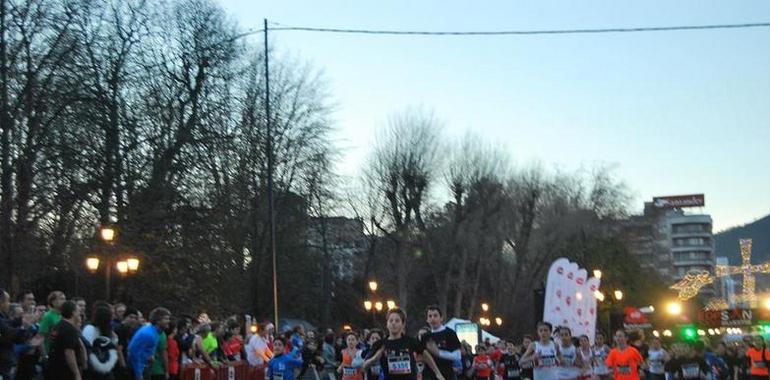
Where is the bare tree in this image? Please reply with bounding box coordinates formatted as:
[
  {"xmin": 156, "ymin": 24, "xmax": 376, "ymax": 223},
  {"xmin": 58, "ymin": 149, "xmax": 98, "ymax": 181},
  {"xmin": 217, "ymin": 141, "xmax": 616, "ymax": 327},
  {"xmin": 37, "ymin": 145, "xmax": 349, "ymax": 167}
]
[{"xmin": 365, "ymin": 107, "xmax": 442, "ymax": 311}]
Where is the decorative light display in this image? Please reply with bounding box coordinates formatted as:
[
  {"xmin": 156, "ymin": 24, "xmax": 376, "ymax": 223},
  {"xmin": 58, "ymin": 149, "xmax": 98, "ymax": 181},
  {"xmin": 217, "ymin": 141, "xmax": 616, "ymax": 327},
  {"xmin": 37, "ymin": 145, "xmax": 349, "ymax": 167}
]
[
  {"xmin": 672, "ymin": 239, "xmax": 767, "ymax": 304},
  {"xmin": 703, "ymin": 298, "xmax": 729, "ymax": 311},
  {"xmin": 671, "ymin": 271, "xmax": 714, "ymax": 300}
]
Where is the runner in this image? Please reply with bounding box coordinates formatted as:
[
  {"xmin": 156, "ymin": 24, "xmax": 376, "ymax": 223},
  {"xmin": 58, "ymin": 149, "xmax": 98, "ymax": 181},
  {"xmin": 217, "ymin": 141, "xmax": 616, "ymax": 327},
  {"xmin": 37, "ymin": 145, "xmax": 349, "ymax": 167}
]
[
  {"xmin": 593, "ymin": 332, "xmax": 611, "ymax": 380},
  {"xmin": 354, "ymin": 329, "xmax": 384, "ymax": 380},
  {"xmin": 422, "ymin": 306, "xmax": 462, "ymax": 380},
  {"xmin": 746, "ymin": 336, "xmax": 769, "ymax": 380},
  {"xmin": 557, "ymin": 327, "xmax": 581, "ymax": 380},
  {"xmin": 576, "ymin": 336, "xmax": 592, "ymax": 380},
  {"xmin": 605, "ymin": 330, "xmax": 643, "ymax": 380},
  {"xmin": 267, "ymin": 337, "xmax": 304, "ymax": 380},
  {"xmin": 520, "ymin": 336, "xmax": 534, "ymax": 380},
  {"xmin": 645, "ymin": 337, "xmax": 668, "ymax": 380},
  {"xmin": 362, "ymin": 308, "xmax": 445, "ymax": 380},
  {"xmin": 500, "ymin": 341, "xmax": 522, "ymax": 380},
  {"xmin": 339, "ymin": 332, "xmax": 363, "ymax": 380},
  {"xmin": 520, "ymin": 322, "xmax": 559, "ymax": 380},
  {"xmin": 669, "ymin": 343, "xmax": 708, "ymax": 380},
  {"xmin": 472, "ymin": 345, "xmax": 494, "ymax": 380}
]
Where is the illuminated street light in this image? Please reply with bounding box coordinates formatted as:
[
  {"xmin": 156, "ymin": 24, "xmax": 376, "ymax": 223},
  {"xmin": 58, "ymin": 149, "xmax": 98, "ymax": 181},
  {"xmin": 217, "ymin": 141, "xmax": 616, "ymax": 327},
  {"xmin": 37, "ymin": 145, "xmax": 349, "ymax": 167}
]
[
  {"xmin": 764, "ymin": 298, "xmax": 770, "ymax": 310},
  {"xmin": 127, "ymin": 258, "xmax": 139, "ymax": 272},
  {"xmin": 86, "ymin": 257, "xmax": 100, "ymax": 272},
  {"xmin": 116, "ymin": 261, "xmax": 128, "ymax": 274},
  {"xmin": 387, "ymin": 300, "xmax": 396, "ymax": 310},
  {"xmin": 663, "ymin": 330, "xmax": 672, "ymax": 337},
  {"xmin": 375, "ymin": 301, "xmax": 383, "ymax": 311},
  {"xmin": 594, "ymin": 290, "xmax": 605, "ymax": 302},
  {"xmin": 481, "ymin": 303, "xmax": 490, "ymax": 312},
  {"xmin": 369, "ymin": 281, "xmax": 378, "ymax": 292},
  {"xmin": 364, "ymin": 301, "xmax": 373, "ymax": 311},
  {"xmin": 495, "ymin": 317, "xmax": 503, "ymax": 326},
  {"xmin": 100, "ymin": 226, "xmax": 116, "ymax": 243},
  {"xmin": 666, "ymin": 302, "xmax": 682, "ymax": 316},
  {"xmin": 652, "ymin": 330, "xmax": 660, "ymax": 338},
  {"xmin": 613, "ymin": 290, "xmax": 624, "ymax": 301},
  {"xmin": 593, "ymin": 270, "xmax": 602, "ymax": 279},
  {"xmin": 343, "ymin": 325, "xmax": 352, "ymax": 331}
]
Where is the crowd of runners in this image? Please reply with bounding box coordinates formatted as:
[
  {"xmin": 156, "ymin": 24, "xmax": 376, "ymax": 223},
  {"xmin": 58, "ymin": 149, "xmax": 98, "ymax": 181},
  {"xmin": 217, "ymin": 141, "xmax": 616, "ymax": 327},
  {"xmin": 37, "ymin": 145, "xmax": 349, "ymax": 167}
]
[{"xmin": 2, "ymin": 289, "xmax": 770, "ymax": 380}]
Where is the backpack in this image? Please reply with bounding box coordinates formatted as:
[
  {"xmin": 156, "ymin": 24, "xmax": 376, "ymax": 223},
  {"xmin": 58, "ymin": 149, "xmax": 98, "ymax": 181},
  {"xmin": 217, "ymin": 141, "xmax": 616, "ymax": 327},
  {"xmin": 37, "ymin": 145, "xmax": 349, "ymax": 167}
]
[{"xmin": 88, "ymin": 335, "xmax": 118, "ymax": 374}]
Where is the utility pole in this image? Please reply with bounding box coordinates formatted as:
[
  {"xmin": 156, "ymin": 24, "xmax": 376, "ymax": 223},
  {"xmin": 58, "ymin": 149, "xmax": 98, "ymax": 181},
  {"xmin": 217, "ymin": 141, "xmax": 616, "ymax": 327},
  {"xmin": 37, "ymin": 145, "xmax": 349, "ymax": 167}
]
[{"xmin": 264, "ymin": 18, "xmax": 279, "ymax": 332}]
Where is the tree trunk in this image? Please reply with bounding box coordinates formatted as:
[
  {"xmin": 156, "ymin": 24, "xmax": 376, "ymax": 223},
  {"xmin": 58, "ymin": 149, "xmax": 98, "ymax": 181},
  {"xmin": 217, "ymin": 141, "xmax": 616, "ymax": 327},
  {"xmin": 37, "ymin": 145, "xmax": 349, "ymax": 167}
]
[{"xmin": 0, "ymin": 0, "xmax": 13, "ymax": 291}]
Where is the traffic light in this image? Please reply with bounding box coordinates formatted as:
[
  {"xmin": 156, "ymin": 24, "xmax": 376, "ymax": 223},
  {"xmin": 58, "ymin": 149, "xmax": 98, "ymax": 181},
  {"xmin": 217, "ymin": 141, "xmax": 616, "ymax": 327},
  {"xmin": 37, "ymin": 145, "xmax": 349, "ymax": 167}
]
[{"xmin": 682, "ymin": 326, "xmax": 697, "ymax": 340}]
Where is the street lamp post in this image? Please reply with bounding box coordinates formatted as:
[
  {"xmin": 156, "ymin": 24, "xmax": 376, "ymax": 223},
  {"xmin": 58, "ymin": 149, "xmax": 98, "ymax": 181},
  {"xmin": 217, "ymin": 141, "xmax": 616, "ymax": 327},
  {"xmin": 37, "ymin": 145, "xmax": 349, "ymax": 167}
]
[
  {"xmin": 363, "ymin": 280, "xmax": 397, "ymax": 326},
  {"xmin": 597, "ymin": 289, "xmax": 625, "ymax": 334},
  {"xmin": 86, "ymin": 226, "xmax": 139, "ymax": 301}
]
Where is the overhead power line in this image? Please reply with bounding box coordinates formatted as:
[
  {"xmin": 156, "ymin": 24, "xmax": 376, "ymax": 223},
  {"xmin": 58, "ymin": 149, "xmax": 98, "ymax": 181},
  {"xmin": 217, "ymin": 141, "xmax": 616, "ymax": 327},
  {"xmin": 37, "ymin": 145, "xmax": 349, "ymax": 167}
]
[{"xmin": 268, "ymin": 22, "xmax": 770, "ymax": 36}]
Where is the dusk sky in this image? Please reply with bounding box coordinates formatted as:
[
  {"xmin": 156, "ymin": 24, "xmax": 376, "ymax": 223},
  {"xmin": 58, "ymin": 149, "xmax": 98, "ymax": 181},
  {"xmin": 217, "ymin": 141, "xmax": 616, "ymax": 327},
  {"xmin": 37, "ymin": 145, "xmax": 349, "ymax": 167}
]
[{"xmin": 220, "ymin": 0, "xmax": 770, "ymax": 233}]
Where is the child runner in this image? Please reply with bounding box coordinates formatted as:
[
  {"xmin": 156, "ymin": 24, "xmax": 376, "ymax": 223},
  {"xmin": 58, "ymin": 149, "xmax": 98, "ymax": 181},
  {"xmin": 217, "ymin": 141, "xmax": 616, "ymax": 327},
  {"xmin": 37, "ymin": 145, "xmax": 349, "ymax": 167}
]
[
  {"xmin": 576, "ymin": 336, "xmax": 592, "ymax": 380},
  {"xmin": 592, "ymin": 332, "xmax": 611, "ymax": 380},
  {"xmin": 557, "ymin": 327, "xmax": 581, "ymax": 380},
  {"xmin": 645, "ymin": 337, "xmax": 668, "ymax": 380},
  {"xmin": 363, "ymin": 308, "xmax": 446, "ymax": 380},
  {"xmin": 268, "ymin": 337, "xmax": 304, "ymax": 380},
  {"xmin": 339, "ymin": 333, "xmax": 363, "ymax": 380},
  {"xmin": 520, "ymin": 322, "xmax": 559, "ymax": 380},
  {"xmin": 473, "ymin": 345, "xmax": 494, "ymax": 380},
  {"xmin": 500, "ymin": 341, "xmax": 522, "ymax": 380},
  {"xmin": 605, "ymin": 330, "xmax": 643, "ymax": 380}
]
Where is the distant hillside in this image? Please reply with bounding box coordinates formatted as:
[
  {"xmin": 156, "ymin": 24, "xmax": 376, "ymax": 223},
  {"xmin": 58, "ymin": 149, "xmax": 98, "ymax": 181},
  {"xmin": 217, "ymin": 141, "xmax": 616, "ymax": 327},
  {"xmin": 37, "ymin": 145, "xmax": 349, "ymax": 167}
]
[
  {"xmin": 715, "ymin": 214, "xmax": 770, "ymax": 290},
  {"xmin": 716, "ymin": 214, "xmax": 770, "ymax": 262}
]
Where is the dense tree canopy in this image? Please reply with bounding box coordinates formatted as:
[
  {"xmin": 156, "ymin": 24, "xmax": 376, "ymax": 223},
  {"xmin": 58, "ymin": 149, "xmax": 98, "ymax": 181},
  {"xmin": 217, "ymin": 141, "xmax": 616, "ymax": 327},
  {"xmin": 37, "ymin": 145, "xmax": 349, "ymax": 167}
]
[{"xmin": 0, "ymin": 0, "xmax": 667, "ymax": 336}]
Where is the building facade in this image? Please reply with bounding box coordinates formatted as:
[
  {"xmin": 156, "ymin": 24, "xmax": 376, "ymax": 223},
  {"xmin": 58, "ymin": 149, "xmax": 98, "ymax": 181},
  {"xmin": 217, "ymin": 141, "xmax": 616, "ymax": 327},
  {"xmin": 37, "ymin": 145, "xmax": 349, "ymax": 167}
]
[{"xmin": 622, "ymin": 198, "xmax": 715, "ymax": 295}]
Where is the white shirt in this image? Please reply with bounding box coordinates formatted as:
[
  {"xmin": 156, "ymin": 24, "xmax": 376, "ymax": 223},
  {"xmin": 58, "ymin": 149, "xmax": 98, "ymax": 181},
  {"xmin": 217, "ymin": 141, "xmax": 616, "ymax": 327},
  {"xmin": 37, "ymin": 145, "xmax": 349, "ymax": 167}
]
[{"xmin": 247, "ymin": 334, "xmax": 269, "ymax": 366}]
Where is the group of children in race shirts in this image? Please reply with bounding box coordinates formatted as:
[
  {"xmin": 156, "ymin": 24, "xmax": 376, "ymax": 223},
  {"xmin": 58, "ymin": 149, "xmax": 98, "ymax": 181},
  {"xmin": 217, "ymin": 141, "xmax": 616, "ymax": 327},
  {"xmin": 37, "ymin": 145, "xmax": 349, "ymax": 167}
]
[{"xmin": 264, "ymin": 308, "xmax": 770, "ymax": 380}]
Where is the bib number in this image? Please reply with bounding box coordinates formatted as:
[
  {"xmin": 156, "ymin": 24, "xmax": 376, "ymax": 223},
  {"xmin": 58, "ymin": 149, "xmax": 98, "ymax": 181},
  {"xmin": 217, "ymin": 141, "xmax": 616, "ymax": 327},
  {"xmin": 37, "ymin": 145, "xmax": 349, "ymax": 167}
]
[
  {"xmin": 372, "ymin": 365, "xmax": 382, "ymax": 375},
  {"xmin": 618, "ymin": 366, "xmax": 631, "ymax": 375},
  {"xmin": 388, "ymin": 355, "xmax": 413, "ymax": 375},
  {"xmin": 539, "ymin": 356, "xmax": 556, "ymax": 367},
  {"xmin": 507, "ymin": 369, "xmax": 520, "ymax": 378},
  {"xmin": 274, "ymin": 372, "xmax": 284, "ymax": 380},
  {"xmin": 343, "ymin": 367, "xmax": 357, "ymax": 377},
  {"xmin": 755, "ymin": 362, "xmax": 767, "ymax": 369},
  {"xmin": 682, "ymin": 365, "xmax": 700, "ymax": 379}
]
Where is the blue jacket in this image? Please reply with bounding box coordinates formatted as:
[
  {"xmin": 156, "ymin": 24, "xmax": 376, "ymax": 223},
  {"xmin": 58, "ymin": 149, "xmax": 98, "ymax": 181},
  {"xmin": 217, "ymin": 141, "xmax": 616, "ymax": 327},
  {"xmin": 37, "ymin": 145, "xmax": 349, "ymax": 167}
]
[
  {"xmin": 268, "ymin": 348, "xmax": 303, "ymax": 380},
  {"xmin": 127, "ymin": 324, "xmax": 161, "ymax": 378}
]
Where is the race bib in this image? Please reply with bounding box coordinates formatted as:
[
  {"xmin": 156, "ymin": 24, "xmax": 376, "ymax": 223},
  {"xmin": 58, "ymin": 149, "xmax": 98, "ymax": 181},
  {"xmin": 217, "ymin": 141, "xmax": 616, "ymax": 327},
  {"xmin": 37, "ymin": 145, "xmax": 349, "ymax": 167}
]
[
  {"xmin": 618, "ymin": 365, "xmax": 631, "ymax": 375},
  {"xmin": 682, "ymin": 365, "xmax": 700, "ymax": 379},
  {"xmin": 507, "ymin": 369, "xmax": 520, "ymax": 378},
  {"xmin": 343, "ymin": 367, "xmax": 357, "ymax": 377},
  {"xmin": 372, "ymin": 365, "xmax": 382, "ymax": 375},
  {"xmin": 274, "ymin": 372, "xmax": 284, "ymax": 380},
  {"xmin": 388, "ymin": 354, "xmax": 412, "ymax": 375},
  {"xmin": 539, "ymin": 356, "xmax": 556, "ymax": 367},
  {"xmin": 755, "ymin": 362, "xmax": 767, "ymax": 369}
]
